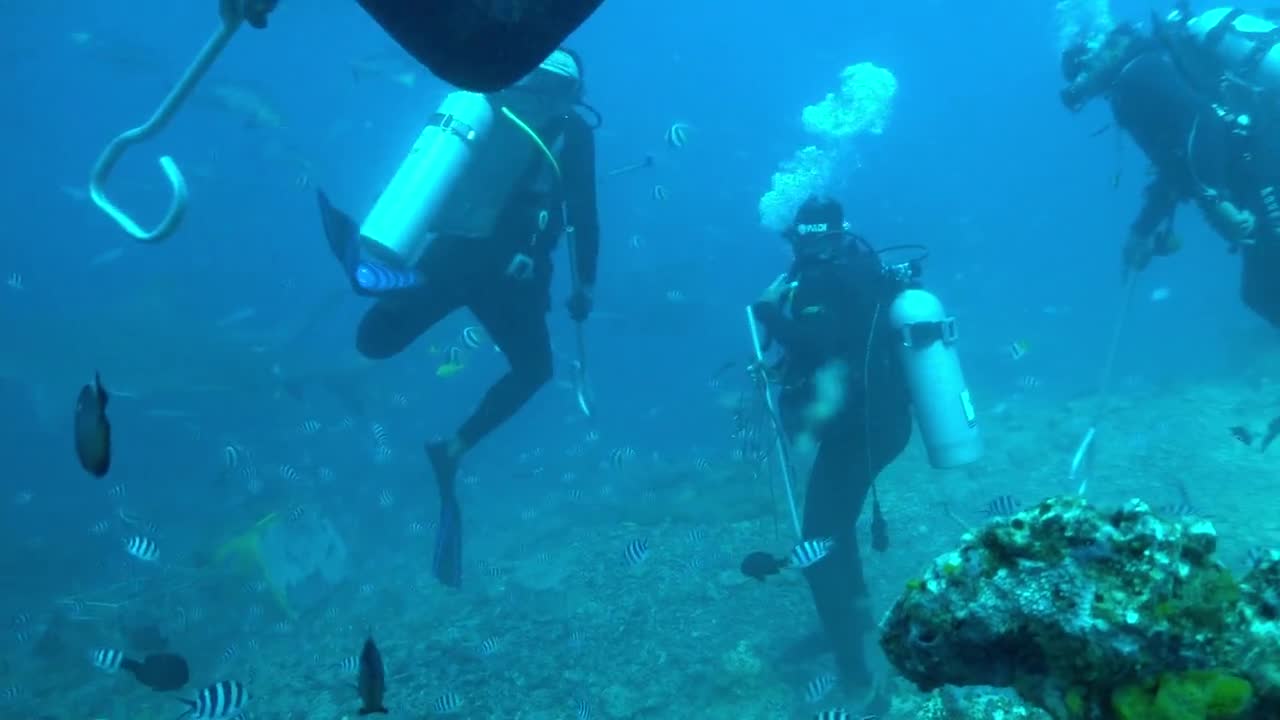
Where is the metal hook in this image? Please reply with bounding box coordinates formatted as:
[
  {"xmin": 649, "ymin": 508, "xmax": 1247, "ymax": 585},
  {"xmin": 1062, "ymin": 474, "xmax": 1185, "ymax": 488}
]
[{"xmin": 89, "ymin": 0, "xmax": 247, "ymax": 243}]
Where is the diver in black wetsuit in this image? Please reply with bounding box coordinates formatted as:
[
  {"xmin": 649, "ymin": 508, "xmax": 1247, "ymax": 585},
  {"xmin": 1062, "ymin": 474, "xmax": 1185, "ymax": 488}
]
[
  {"xmin": 1061, "ymin": 18, "xmax": 1280, "ymax": 328},
  {"xmin": 748, "ymin": 197, "xmax": 912, "ymax": 692},
  {"xmin": 319, "ymin": 49, "xmax": 600, "ymax": 588}
]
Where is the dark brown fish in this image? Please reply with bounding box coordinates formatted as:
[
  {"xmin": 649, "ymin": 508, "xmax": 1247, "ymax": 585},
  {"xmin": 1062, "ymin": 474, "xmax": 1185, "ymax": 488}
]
[
  {"xmin": 357, "ymin": 635, "xmax": 388, "ymax": 715},
  {"xmin": 74, "ymin": 372, "xmax": 111, "ymax": 477},
  {"xmin": 1229, "ymin": 425, "xmax": 1254, "ymax": 446},
  {"xmin": 740, "ymin": 551, "xmax": 784, "ymax": 582},
  {"xmin": 1261, "ymin": 416, "xmax": 1280, "ymax": 453},
  {"xmin": 121, "ymin": 652, "xmax": 188, "ymax": 692}
]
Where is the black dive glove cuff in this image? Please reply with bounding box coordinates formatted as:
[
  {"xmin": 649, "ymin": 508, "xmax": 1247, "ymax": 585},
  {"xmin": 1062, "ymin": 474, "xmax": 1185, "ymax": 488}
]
[{"xmin": 243, "ymin": 0, "xmax": 279, "ymax": 29}]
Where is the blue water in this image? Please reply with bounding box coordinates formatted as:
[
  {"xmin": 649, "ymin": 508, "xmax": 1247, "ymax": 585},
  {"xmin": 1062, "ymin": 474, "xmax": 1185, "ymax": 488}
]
[{"xmin": 0, "ymin": 1, "xmax": 1272, "ymax": 718}]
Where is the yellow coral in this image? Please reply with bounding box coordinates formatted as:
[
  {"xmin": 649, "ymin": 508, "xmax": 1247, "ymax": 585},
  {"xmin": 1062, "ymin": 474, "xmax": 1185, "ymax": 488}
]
[
  {"xmin": 1111, "ymin": 682, "xmax": 1155, "ymax": 720},
  {"xmin": 1112, "ymin": 670, "xmax": 1253, "ymax": 720},
  {"xmin": 1064, "ymin": 686, "xmax": 1087, "ymax": 719},
  {"xmin": 213, "ymin": 511, "xmax": 296, "ymax": 619}
]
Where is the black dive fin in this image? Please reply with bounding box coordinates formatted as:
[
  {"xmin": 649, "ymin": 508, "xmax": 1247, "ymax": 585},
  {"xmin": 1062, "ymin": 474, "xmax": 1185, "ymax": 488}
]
[{"xmin": 316, "ymin": 190, "xmax": 361, "ymax": 273}]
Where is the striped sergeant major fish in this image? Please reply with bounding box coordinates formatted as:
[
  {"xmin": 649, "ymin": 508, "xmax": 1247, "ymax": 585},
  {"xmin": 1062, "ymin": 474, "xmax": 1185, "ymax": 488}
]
[{"xmin": 178, "ymin": 680, "xmax": 249, "ymax": 719}]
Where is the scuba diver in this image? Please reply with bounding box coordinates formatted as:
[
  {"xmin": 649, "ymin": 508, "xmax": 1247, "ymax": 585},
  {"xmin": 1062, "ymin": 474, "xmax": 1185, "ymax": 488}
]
[
  {"xmin": 746, "ymin": 197, "xmax": 911, "ymax": 692},
  {"xmin": 1060, "ymin": 7, "xmax": 1280, "ymax": 328},
  {"xmin": 317, "ymin": 48, "xmax": 601, "ymax": 588},
  {"xmin": 743, "ymin": 196, "xmax": 982, "ymax": 697}
]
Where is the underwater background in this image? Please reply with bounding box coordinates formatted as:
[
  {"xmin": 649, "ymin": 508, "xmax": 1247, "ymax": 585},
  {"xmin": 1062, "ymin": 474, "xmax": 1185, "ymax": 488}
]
[{"xmin": 0, "ymin": 1, "xmax": 1275, "ymax": 718}]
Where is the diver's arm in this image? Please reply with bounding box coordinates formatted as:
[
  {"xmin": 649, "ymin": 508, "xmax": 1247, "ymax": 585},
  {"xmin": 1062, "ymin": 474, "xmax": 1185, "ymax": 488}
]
[
  {"xmin": 562, "ymin": 113, "xmax": 600, "ymax": 288},
  {"xmin": 751, "ymin": 283, "xmax": 854, "ymax": 360},
  {"xmin": 1122, "ymin": 174, "xmax": 1183, "ymax": 278},
  {"xmin": 1131, "ymin": 175, "xmax": 1180, "ymax": 238}
]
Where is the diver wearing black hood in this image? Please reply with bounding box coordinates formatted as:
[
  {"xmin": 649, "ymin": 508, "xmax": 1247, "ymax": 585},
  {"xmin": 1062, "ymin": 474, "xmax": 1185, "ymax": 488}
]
[
  {"xmin": 1060, "ymin": 13, "xmax": 1280, "ymax": 328},
  {"xmin": 317, "ymin": 48, "xmax": 601, "ymax": 590},
  {"xmin": 748, "ymin": 197, "xmax": 913, "ymax": 691}
]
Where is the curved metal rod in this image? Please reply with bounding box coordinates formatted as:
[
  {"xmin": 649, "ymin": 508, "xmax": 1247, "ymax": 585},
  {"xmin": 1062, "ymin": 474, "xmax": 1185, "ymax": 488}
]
[{"xmin": 89, "ymin": 1, "xmax": 246, "ymax": 243}]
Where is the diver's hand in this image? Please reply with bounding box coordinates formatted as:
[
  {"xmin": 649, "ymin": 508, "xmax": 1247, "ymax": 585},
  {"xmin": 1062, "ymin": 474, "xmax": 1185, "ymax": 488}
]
[
  {"xmin": 229, "ymin": 0, "xmax": 278, "ymax": 29},
  {"xmin": 757, "ymin": 273, "xmax": 795, "ymax": 305},
  {"xmin": 1121, "ymin": 231, "xmax": 1155, "ymax": 282},
  {"xmin": 1204, "ymin": 200, "xmax": 1257, "ymax": 243},
  {"xmin": 566, "ymin": 286, "xmax": 593, "ymax": 323}
]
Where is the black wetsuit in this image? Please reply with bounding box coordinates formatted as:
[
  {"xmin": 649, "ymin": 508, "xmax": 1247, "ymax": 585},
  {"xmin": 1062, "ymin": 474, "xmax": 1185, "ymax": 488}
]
[
  {"xmin": 1109, "ymin": 48, "xmax": 1280, "ymax": 327},
  {"xmin": 356, "ymin": 110, "xmax": 600, "ymax": 449},
  {"xmin": 751, "ymin": 242, "xmax": 912, "ymax": 688}
]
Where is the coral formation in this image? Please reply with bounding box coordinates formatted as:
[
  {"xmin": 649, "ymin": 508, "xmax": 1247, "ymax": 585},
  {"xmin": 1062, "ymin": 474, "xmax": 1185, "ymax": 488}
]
[
  {"xmin": 214, "ymin": 510, "xmax": 349, "ymax": 619},
  {"xmin": 879, "ymin": 495, "xmax": 1280, "ymax": 719}
]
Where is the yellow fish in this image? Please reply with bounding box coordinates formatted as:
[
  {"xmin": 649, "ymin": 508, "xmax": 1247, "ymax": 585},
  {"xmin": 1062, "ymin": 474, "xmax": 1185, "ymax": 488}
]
[{"xmin": 436, "ymin": 346, "xmax": 465, "ymax": 378}]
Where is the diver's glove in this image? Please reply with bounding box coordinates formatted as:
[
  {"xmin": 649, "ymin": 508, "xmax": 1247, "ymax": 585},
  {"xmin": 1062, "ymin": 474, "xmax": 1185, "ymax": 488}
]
[
  {"xmin": 1204, "ymin": 199, "xmax": 1257, "ymax": 245},
  {"xmin": 236, "ymin": 0, "xmax": 279, "ymax": 29},
  {"xmin": 1121, "ymin": 228, "xmax": 1179, "ymax": 281},
  {"xmin": 566, "ymin": 286, "xmax": 593, "ymax": 322},
  {"xmin": 1122, "ymin": 231, "xmax": 1154, "ymax": 279},
  {"xmin": 757, "ymin": 273, "xmax": 796, "ymax": 305}
]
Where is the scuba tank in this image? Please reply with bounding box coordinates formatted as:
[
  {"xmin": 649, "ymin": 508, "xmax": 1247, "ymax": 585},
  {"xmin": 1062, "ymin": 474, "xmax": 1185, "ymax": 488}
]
[
  {"xmin": 360, "ymin": 60, "xmax": 578, "ymax": 267},
  {"xmin": 359, "ymin": 91, "xmax": 498, "ymax": 266},
  {"xmin": 886, "ymin": 282, "xmax": 983, "ymax": 469},
  {"xmin": 1159, "ymin": 7, "xmax": 1280, "ymax": 117}
]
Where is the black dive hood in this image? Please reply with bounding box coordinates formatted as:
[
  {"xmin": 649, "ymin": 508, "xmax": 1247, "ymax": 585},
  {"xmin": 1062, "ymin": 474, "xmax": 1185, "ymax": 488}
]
[{"xmin": 1060, "ymin": 23, "xmax": 1150, "ymax": 112}]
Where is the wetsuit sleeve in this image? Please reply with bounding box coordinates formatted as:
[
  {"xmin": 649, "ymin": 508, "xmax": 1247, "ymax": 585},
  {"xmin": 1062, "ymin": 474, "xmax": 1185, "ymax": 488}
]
[
  {"xmin": 562, "ymin": 113, "xmax": 600, "ymax": 287},
  {"xmin": 1131, "ymin": 175, "xmax": 1181, "ymax": 238},
  {"xmin": 751, "ymin": 276, "xmax": 859, "ymax": 361},
  {"xmin": 1228, "ymin": 129, "xmax": 1280, "ymax": 225}
]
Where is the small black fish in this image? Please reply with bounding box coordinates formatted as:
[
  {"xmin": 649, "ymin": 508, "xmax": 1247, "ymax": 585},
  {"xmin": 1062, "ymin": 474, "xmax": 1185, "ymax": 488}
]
[
  {"xmin": 741, "ymin": 551, "xmax": 783, "ymax": 581},
  {"xmin": 356, "ymin": 635, "xmax": 388, "ymax": 715},
  {"xmin": 123, "ymin": 652, "xmax": 189, "ymax": 692},
  {"xmin": 1229, "ymin": 425, "xmax": 1254, "ymax": 446},
  {"xmin": 1260, "ymin": 416, "xmax": 1280, "ymax": 453},
  {"xmin": 74, "ymin": 372, "xmax": 111, "ymax": 477}
]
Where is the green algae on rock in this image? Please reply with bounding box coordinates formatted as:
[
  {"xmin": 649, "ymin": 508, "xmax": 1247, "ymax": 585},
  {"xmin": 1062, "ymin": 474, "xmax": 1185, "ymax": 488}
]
[{"xmin": 878, "ymin": 495, "xmax": 1280, "ymax": 719}]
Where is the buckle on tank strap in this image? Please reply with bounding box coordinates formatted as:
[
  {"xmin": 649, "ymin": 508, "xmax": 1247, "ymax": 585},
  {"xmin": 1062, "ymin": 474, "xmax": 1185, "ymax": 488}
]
[
  {"xmin": 900, "ymin": 318, "xmax": 959, "ymax": 348},
  {"xmin": 505, "ymin": 253, "xmax": 535, "ymax": 280},
  {"xmin": 429, "ymin": 112, "xmax": 479, "ymax": 141}
]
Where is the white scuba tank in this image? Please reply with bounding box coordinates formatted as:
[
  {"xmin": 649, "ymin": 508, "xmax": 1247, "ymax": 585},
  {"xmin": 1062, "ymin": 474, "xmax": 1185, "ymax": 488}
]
[
  {"xmin": 359, "ymin": 87, "xmax": 560, "ymax": 266},
  {"xmin": 888, "ymin": 288, "xmax": 983, "ymax": 469},
  {"xmin": 1183, "ymin": 8, "xmax": 1280, "ymax": 96}
]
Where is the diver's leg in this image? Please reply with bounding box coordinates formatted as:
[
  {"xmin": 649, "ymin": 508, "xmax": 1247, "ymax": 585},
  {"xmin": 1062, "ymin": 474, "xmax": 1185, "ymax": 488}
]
[
  {"xmin": 453, "ymin": 291, "xmax": 554, "ymax": 451},
  {"xmin": 425, "ymin": 284, "xmax": 552, "ymax": 588},
  {"xmin": 355, "ymin": 287, "xmax": 458, "ymax": 360},
  {"xmin": 1241, "ymin": 242, "xmax": 1280, "ymax": 329},
  {"xmin": 801, "ymin": 420, "xmax": 875, "ymax": 690}
]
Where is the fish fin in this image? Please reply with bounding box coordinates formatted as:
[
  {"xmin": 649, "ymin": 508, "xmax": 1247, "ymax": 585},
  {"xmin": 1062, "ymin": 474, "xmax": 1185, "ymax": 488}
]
[
  {"xmin": 95, "ymin": 370, "xmax": 108, "ymax": 407},
  {"xmin": 316, "ymin": 189, "xmax": 362, "ymax": 279},
  {"xmin": 427, "ymin": 442, "xmax": 462, "ymax": 588},
  {"xmin": 171, "ymin": 700, "xmax": 196, "ymax": 720},
  {"xmin": 433, "ymin": 494, "xmax": 463, "ymax": 588}
]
